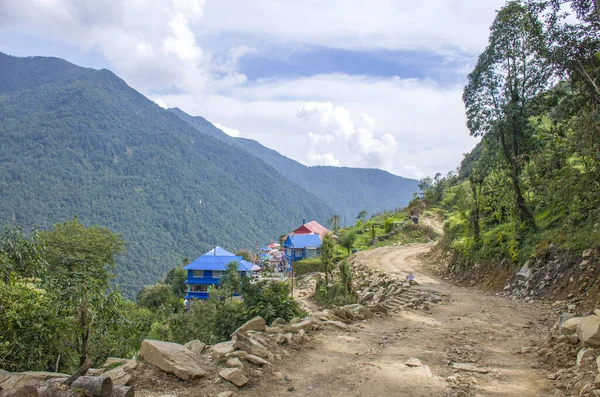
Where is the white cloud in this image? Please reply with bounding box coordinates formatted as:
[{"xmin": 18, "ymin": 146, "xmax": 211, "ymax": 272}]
[
  {"xmin": 212, "ymin": 122, "xmax": 241, "ymax": 137},
  {"xmin": 297, "ymin": 102, "xmax": 397, "ymax": 172}
]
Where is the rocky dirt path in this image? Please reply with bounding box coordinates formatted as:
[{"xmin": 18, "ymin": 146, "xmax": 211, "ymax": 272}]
[{"xmin": 246, "ymin": 243, "xmax": 554, "ymax": 397}]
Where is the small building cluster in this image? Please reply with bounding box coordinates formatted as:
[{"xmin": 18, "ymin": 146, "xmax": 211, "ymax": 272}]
[{"xmin": 183, "ymin": 219, "xmax": 331, "ymax": 300}]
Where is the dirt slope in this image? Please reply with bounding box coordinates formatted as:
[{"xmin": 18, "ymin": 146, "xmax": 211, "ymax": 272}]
[{"xmin": 246, "ymin": 243, "xmax": 556, "ymax": 397}]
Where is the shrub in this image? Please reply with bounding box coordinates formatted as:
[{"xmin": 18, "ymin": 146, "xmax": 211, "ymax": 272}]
[{"xmin": 294, "ymin": 258, "xmax": 322, "ymax": 275}]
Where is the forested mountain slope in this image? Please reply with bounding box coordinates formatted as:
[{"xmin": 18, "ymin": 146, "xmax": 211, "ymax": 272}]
[
  {"xmin": 169, "ymin": 108, "xmax": 419, "ymax": 223},
  {"xmin": 0, "ymin": 53, "xmax": 332, "ymax": 296}
]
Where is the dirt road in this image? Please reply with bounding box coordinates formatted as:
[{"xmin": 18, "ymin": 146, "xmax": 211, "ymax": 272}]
[{"xmin": 248, "ymin": 243, "xmax": 554, "ymax": 397}]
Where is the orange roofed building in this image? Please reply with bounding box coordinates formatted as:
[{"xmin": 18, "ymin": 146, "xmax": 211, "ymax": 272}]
[{"xmin": 284, "ymin": 219, "xmax": 331, "ymax": 242}]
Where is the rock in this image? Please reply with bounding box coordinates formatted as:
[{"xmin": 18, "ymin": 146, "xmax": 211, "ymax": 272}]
[
  {"xmin": 577, "ymin": 316, "xmax": 600, "ymax": 347},
  {"xmin": 583, "ymin": 249, "xmax": 593, "ymax": 258},
  {"xmin": 184, "ymin": 340, "xmax": 207, "ymax": 357},
  {"xmin": 273, "ymin": 371, "xmax": 285, "ymax": 380},
  {"xmin": 265, "ymin": 326, "xmax": 284, "ymax": 334},
  {"xmin": 226, "ymin": 350, "xmax": 248, "ymax": 360},
  {"xmin": 286, "ymin": 319, "xmax": 314, "ymax": 333},
  {"xmin": 404, "ymin": 358, "xmax": 423, "ymax": 367},
  {"xmin": 210, "ymin": 341, "xmax": 236, "ymax": 358},
  {"xmin": 272, "ymin": 318, "xmax": 287, "ymax": 326},
  {"xmin": 345, "ymin": 304, "xmax": 374, "ymax": 320},
  {"xmin": 577, "ymin": 348, "xmax": 593, "ymax": 366},
  {"xmin": 235, "ymin": 332, "xmax": 269, "ymax": 358},
  {"xmin": 561, "ymin": 317, "xmax": 584, "ymax": 335},
  {"xmin": 226, "ymin": 357, "xmax": 244, "ymax": 369},
  {"xmin": 102, "ymin": 358, "xmax": 138, "ymax": 385},
  {"xmin": 217, "ymin": 392, "xmax": 234, "ymax": 397},
  {"xmin": 320, "ymin": 321, "xmax": 350, "ymax": 332},
  {"xmin": 358, "ymin": 292, "xmax": 375, "ymax": 304},
  {"xmin": 289, "ymin": 318, "xmax": 301, "ymax": 325},
  {"xmin": 232, "ymin": 317, "xmax": 266, "ymax": 336},
  {"xmin": 369, "ymin": 303, "xmax": 389, "ymax": 314},
  {"xmin": 140, "ymin": 339, "xmax": 207, "ymax": 380},
  {"xmin": 245, "ymin": 354, "xmax": 270, "ymax": 366},
  {"xmin": 595, "ymin": 373, "xmax": 600, "ymax": 388},
  {"xmin": 0, "ymin": 372, "xmax": 69, "ymax": 389},
  {"xmin": 516, "ymin": 262, "xmax": 531, "ymax": 281},
  {"xmin": 275, "ymin": 333, "xmax": 287, "ymax": 344},
  {"xmin": 86, "ymin": 369, "xmax": 103, "ymax": 376},
  {"xmin": 219, "ymin": 368, "xmax": 248, "ymax": 387}
]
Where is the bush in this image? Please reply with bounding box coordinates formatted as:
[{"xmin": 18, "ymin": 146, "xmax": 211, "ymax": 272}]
[
  {"xmin": 313, "ymin": 278, "xmax": 357, "ymax": 307},
  {"xmin": 294, "ymin": 258, "xmax": 322, "ymax": 275}
]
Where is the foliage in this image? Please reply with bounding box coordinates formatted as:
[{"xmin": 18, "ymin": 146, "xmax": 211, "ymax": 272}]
[
  {"xmin": 320, "ymin": 233, "xmax": 336, "ymax": 284},
  {"xmin": 338, "ymin": 230, "xmax": 357, "ymax": 255},
  {"xmin": 356, "ymin": 210, "xmax": 368, "ymax": 222},
  {"xmin": 293, "ymin": 257, "xmax": 322, "ymax": 275},
  {"xmin": 137, "ymin": 283, "xmax": 182, "ymax": 313},
  {"xmin": 241, "ymin": 280, "xmax": 305, "ymax": 325},
  {"xmin": 313, "ymin": 277, "xmax": 357, "ymax": 307}
]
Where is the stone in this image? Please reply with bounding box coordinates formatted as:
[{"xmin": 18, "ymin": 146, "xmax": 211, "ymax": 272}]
[
  {"xmin": 404, "ymin": 358, "xmax": 423, "ymax": 367},
  {"xmin": 235, "ymin": 332, "xmax": 269, "ymax": 358},
  {"xmin": 595, "ymin": 373, "xmax": 600, "ymax": 389},
  {"xmin": 210, "ymin": 341, "xmax": 236, "ymax": 358},
  {"xmin": 289, "ymin": 318, "xmax": 301, "ymax": 325},
  {"xmin": 273, "ymin": 371, "xmax": 285, "ymax": 380},
  {"xmin": 320, "ymin": 321, "xmax": 350, "ymax": 332},
  {"xmin": 271, "ymin": 318, "xmax": 287, "ymax": 326},
  {"xmin": 286, "ymin": 319, "xmax": 314, "ymax": 333},
  {"xmin": 0, "ymin": 372, "xmax": 69, "ymax": 389},
  {"xmin": 577, "ymin": 316, "xmax": 600, "ymax": 347},
  {"xmin": 245, "ymin": 354, "xmax": 270, "ymax": 366},
  {"xmin": 219, "ymin": 368, "xmax": 248, "ymax": 387},
  {"xmin": 578, "ymin": 348, "xmax": 594, "ymax": 366},
  {"xmin": 226, "ymin": 357, "xmax": 244, "ymax": 369},
  {"xmin": 217, "ymin": 392, "xmax": 234, "ymax": 397},
  {"xmin": 369, "ymin": 303, "xmax": 389, "ymax": 314},
  {"xmin": 140, "ymin": 339, "xmax": 207, "ymax": 380},
  {"xmin": 561, "ymin": 317, "xmax": 584, "ymax": 335},
  {"xmin": 103, "ymin": 365, "xmax": 134, "ymax": 386},
  {"xmin": 275, "ymin": 333, "xmax": 287, "ymax": 344},
  {"xmin": 358, "ymin": 292, "xmax": 375, "ymax": 304},
  {"xmin": 232, "ymin": 317, "xmax": 266, "ymax": 336},
  {"xmin": 184, "ymin": 340, "xmax": 207, "ymax": 357},
  {"xmin": 516, "ymin": 263, "xmax": 531, "ymax": 281},
  {"xmin": 226, "ymin": 351, "xmax": 248, "ymax": 360}
]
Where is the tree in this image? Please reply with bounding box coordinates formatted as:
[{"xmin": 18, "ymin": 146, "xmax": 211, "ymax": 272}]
[
  {"xmin": 356, "ymin": 210, "xmax": 368, "ymax": 222},
  {"xmin": 464, "ymin": 1, "xmax": 554, "ymax": 227},
  {"xmin": 220, "ymin": 261, "xmax": 242, "ymax": 299},
  {"xmin": 339, "ymin": 230, "xmax": 357, "ymax": 255},
  {"xmin": 40, "ymin": 218, "xmax": 125, "ymax": 366},
  {"xmin": 137, "ymin": 283, "xmax": 182, "ymax": 313},
  {"xmin": 327, "ymin": 215, "xmax": 341, "ymax": 235},
  {"xmin": 320, "ymin": 233, "xmax": 335, "ymax": 285}
]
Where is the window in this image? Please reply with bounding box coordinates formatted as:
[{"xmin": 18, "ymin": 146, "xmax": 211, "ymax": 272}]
[
  {"xmin": 212, "ymin": 270, "xmax": 223, "ymax": 278},
  {"xmin": 193, "ymin": 270, "xmax": 203, "ymax": 278},
  {"xmin": 191, "ymin": 285, "xmax": 208, "ymax": 292}
]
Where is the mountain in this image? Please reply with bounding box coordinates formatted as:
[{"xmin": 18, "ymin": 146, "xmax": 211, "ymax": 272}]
[
  {"xmin": 0, "ymin": 53, "xmax": 333, "ymax": 297},
  {"xmin": 169, "ymin": 108, "xmax": 419, "ymax": 223}
]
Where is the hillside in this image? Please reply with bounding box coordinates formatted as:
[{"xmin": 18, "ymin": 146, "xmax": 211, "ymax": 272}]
[
  {"xmin": 0, "ymin": 53, "xmax": 333, "ymax": 297},
  {"xmin": 169, "ymin": 108, "xmax": 419, "ymax": 223}
]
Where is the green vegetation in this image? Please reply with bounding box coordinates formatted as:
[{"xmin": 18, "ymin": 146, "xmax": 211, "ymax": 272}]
[
  {"xmin": 418, "ymin": 0, "xmax": 600, "ymax": 268},
  {"xmin": 0, "ymin": 221, "xmax": 153, "ymax": 372},
  {"xmin": 0, "ymin": 53, "xmax": 333, "ymax": 298}
]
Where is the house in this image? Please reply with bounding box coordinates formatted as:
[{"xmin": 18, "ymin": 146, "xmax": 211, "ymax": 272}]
[
  {"xmin": 183, "ymin": 246, "xmax": 254, "ymax": 300},
  {"xmin": 283, "ymin": 233, "xmax": 322, "ymax": 263},
  {"xmin": 290, "ymin": 220, "xmax": 330, "ymax": 240}
]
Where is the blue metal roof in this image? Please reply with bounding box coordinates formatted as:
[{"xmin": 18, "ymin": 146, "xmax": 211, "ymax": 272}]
[
  {"xmin": 283, "ymin": 234, "xmax": 322, "ymax": 249},
  {"xmin": 183, "ymin": 246, "xmax": 256, "ymax": 272},
  {"xmin": 203, "ymin": 246, "xmax": 236, "ymax": 256}
]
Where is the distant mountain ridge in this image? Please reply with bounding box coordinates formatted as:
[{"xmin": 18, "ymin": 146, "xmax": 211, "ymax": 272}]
[
  {"xmin": 168, "ymin": 108, "xmax": 419, "ymax": 223},
  {"xmin": 0, "ymin": 53, "xmax": 332, "ymax": 297}
]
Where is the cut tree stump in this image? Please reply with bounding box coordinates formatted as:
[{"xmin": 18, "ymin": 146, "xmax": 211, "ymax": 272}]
[
  {"xmin": 69, "ymin": 377, "xmax": 112, "ymax": 397},
  {"xmin": 110, "ymin": 386, "xmax": 133, "ymax": 397}
]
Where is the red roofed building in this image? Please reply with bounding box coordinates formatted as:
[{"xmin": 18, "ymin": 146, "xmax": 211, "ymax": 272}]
[{"xmin": 283, "ymin": 220, "xmax": 330, "ymax": 242}]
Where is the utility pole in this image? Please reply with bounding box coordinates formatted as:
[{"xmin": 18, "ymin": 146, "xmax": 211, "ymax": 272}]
[{"xmin": 291, "ymin": 244, "xmax": 294, "ymax": 298}]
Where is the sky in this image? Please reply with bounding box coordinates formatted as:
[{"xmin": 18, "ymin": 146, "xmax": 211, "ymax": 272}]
[{"xmin": 0, "ymin": 0, "xmax": 507, "ymax": 179}]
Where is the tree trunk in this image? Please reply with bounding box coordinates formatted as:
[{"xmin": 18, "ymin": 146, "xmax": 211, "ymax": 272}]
[
  {"xmin": 469, "ymin": 179, "xmax": 481, "ymax": 246},
  {"xmin": 0, "ymin": 387, "xmax": 38, "ymax": 397},
  {"xmin": 110, "ymin": 386, "xmax": 134, "ymax": 397},
  {"xmin": 69, "ymin": 377, "xmax": 112, "ymax": 397},
  {"xmin": 511, "ymin": 166, "xmax": 536, "ymax": 227}
]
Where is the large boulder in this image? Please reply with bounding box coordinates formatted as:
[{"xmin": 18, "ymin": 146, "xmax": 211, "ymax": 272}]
[
  {"xmin": 184, "ymin": 340, "xmax": 207, "ymax": 358},
  {"xmin": 140, "ymin": 340, "xmax": 207, "ymax": 380},
  {"xmin": 285, "ymin": 319, "xmax": 314, "ymax": 333},
  {"xmin": 232, "ymin": 317, "xmax": 266, "ymax": 336},
  {"xmin": 219, "ymin": 368, "xmax": 248, "ymax": 387},
  {"xmin": 101, "ymin": 359, "xmax": 137, "ymax": 386},
  {"xmin": 561, "ymin": 317, "xmax": 584, "ymax": 335},
  {"xmin": 577, "ymin": 316, "xmax": 600, "ymax": 347},
  {"xmin": 0, "ymin": 372, "xmax": 68, "ymax": 389},
  {"xmin": 234, "ymin": 332, "xmax": 269, "ymax": 358},
  {"xmin": 209, "ymin": 341, "xmax": 236, "ymax": 358}
]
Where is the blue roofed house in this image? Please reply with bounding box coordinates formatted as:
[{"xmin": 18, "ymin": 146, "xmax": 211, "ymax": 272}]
[
  {"xmin": 183, "ymin": 246, "xmax": 255, "ymax": 300},
  {"xmin": 283, "ymin": 234, "xmax": 322, "ymax": 263}
]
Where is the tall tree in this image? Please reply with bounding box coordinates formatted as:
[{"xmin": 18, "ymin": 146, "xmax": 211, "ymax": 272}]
[
  {"xmin": 464, "ymin": 1, "xmax": 554, "ymax": 227},
  {"xmin": 40, "ymin": 218, "xmax": 124, "ymax": 366},
  {"xmin": 320, "ymin": 233, "xmax": 335, "ymax": 285}
]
